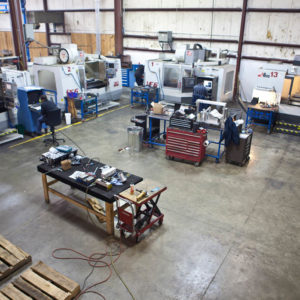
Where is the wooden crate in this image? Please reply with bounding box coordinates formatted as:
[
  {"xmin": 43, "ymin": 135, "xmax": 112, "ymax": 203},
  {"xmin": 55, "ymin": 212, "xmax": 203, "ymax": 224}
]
[
  {"xmin": 0, "ymin": 261, "xmax": 80, "ymax": 300},
  {"xmin": 0, "ymin": 235, "xmax": 31, "ymax": 281}
]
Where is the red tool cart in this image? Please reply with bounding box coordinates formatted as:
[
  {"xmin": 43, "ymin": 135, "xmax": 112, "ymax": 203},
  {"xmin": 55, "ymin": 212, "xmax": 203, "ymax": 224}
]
[
  {"xmin": 166, "ymin": 127, "xmax": 207, "ymax": 166},
  {"xmin": 116, "ymin": 180, "xmax": 167, "ymax": 242}
]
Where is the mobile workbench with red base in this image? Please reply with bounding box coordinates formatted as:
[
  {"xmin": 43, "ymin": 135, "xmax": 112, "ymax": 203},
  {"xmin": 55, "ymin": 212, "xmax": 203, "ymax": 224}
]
[{"xmin": 116, "ymin": 180, "xmax": 166, "ymax": 242}]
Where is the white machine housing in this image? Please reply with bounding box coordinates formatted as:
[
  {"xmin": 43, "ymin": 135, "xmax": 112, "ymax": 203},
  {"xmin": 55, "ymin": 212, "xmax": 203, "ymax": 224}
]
[
  {"xmin": 32, "ymin": 63, "xmax": 83, "ymax": 109},
  {"xmin": 1, "ymin": 68, "xmax": 31, "ymax": 88},
  {"xmin": 252, "ymin": 88, "xmax": 279, "ymax": 106},
  {"xmin": 32, "ymin": 55, "xmax": 122, "ymax": 110},
  {"xmin": 0, "ymin": 68, "xmax": 32, "ymax": 130},
  {"xmin": 59, "ymin": 44, "xmax": 79, "ymax": 64},
  {"xmin": 250, "ymin": 64, "xmax": 287, "ymax": 107},
  {"xmin": 144, "ymin": 45, "xmax": 235, "ymax": 104},
  {"xmin": 144, "ymin": 58, "xmax": 235, "ymax": 104},
  {"xmin": 145, "ymin": 60, "xmax": 193, "ymax": 103},
  {"xmin": 194, "ymin": 64, "xmax": 235, "ymax": 102}
]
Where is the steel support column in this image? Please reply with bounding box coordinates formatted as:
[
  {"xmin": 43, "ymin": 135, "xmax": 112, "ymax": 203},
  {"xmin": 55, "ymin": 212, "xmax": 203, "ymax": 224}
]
[
  {"xmin": 114, "ymin": 0, "xmax": 123, "ymax": 56},
  {"xmin": 8, "ymin": 0, "xmax": 27, "ymax": 70},
  {"xmin": 233, "ymin": 0, "xmax": 248, "ymax": 100},
  {"xmin": 43, "ymin": 0, "xmax": 51, "ymax": 48}
]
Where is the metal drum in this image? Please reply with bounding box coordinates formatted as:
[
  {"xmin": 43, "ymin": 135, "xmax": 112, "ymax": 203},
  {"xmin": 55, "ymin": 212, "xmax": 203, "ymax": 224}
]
[{"xmin": 127, "ymin": 126, "xmax": 143, "ymax": 152}]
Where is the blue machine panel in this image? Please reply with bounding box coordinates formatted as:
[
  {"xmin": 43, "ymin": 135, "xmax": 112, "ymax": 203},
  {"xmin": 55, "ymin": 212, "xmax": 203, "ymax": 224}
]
[{"xmin": 17, "ymin": 86, "xmax": 57, "ymax": 133}]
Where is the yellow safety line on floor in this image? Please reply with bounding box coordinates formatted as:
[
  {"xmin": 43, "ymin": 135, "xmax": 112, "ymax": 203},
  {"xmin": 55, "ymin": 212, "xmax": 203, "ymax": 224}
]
[{"xmin": 9, "ymin": 104, "xmax": 130, "ymax": 149}]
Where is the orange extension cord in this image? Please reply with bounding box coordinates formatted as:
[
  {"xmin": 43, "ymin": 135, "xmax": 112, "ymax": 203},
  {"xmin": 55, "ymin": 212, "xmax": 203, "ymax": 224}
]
[{"xmin": 52, "ymin": 241, "xmax": 122, "ymax": 300}]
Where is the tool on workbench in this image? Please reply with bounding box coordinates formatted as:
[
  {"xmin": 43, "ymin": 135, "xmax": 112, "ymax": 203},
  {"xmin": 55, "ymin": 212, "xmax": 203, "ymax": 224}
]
[
  {"xmin": 61, "ymin": 159, "xmax": 71, "ymax": 171},
  {"xmin": 130, "ymin": 184, "xmax": 134, "ymax": 195},
  {"xmin": 100, "ymin": 165, "xmax": 117, "ymax": 179},
  {"xmin": 118, "ymin": 172, "xmax": 127, "ymax": 183},
  {"xmin": 56, "ymin": 145, "xmax": 73, "ymax": 153},
  {"xmin": 93, "ymin": 166, "xmax": 99, "ymax": 175},
  {"xmin": 76, "ymin": 173, "xmax": 96, "ymax": 186},
  {"xmin": 136, "ymin": 190, "xmax": 147, "ymax": 201},
  {"xmin": 41, "ymin": 146, "xmax": 78, "ymax": 166},
  {"xmin": 95, "ymin": 178, "xmax": 112, "ymax": 191},
  {"xmin": 135, "ymin": 188, "xmax": 148, "ymax": 201}
]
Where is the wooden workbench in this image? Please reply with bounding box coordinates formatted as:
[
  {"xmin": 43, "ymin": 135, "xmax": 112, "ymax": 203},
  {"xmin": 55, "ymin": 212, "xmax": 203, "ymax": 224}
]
[{"xmin": 37, "ymin": 158, "xmax": 143, "ymax": 235}]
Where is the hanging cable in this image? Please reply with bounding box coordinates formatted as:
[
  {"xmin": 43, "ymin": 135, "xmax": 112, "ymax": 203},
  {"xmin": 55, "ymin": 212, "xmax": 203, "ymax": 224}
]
[{"xmin": 52, "ymin": 238, "xmax": 135, "ymax": 300}]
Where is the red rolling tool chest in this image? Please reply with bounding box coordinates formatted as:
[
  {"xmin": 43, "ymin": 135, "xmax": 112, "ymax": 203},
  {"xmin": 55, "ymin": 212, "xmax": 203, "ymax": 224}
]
[{"xmin": 166, "ymin": 128, "xmax": 207, "ymax": 166}]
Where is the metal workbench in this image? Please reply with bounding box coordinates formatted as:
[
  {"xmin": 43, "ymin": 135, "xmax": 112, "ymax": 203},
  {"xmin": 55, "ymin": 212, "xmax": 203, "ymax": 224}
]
[
  {"xmin": 245, "ymin": 104, "xmax": 278, "ymax": 134},
  {"xmin": 131, "ymin": 86, "xmax": 159, "ymax": 108},
  {"xmin": 148, "ymin": 113, "xmax": 171, "ymax": 147}
]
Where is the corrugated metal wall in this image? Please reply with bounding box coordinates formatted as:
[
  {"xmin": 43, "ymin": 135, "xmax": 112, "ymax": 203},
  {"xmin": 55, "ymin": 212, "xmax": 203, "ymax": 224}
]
[
  {"xmin": 1, "ymin": 0, "xmax": 298, "ymax": 59},
  {"xmin": 122, "ymin": 0, "xmax": 299, "ymax": 60},
  {"xmin": 0, "ymin": 0, "xmax": 299, "ymax": 101}
]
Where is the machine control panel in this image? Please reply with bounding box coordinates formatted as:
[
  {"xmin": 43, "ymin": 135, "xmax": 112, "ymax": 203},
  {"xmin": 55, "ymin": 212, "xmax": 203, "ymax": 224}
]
[{"xmin": 106, "ymin": 62, "xmax": 116, "ymax": 78}]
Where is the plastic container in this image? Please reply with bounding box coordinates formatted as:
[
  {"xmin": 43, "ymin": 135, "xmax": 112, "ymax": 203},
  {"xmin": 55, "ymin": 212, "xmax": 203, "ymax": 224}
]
[
  {"xmin": 127, "ymin": 126, "xmax": 143, "ymax": 152},
  {"xmin": 65, "ymin": 113, "xmax": 71, "ymax": 125},
  {"xmin": 15, "ymin": 124, "xmax": 25, "ymax": 134}
]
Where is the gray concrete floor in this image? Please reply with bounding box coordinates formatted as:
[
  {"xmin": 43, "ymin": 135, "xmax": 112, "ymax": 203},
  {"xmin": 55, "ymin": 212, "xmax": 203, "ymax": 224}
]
[{"xmin": 0, "ymin": 94, "xmax": 299, "ymax": 300}]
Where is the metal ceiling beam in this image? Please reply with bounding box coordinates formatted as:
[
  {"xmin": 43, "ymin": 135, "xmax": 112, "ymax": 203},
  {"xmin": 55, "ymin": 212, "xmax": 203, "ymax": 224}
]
[
  {"xmin": 247, "ymin": 8, "xmax": 300, "ymax": 13},
  {"xmin": 8, "ymin": 0, "xmax": 27, "ymax": 70},
  {"xmin": 123, "ymin": 8, "xmax": 242, "ymax": 12},
  {"xmin": 49, "ymin": 32, "xmax": 71, "ymax": 36},
  {"xmin": 124, "ymin": 34, "xmax": 300, "ymax": 48},
  {"xmin": 243, "ymin": 40, "xmax": 300, "ymax": 48},
  {"xmin": 27, "ymin": 9, "xmax": 114, "ymax": 13},
  {"xmin": 124, "ymin": 34, "xmax": 239, "ymax": 44},
  {"xmin": 125, "ymin": 48, "xmax": 294, "ymax": 64},
  {"xmin": 240, "ymin": 55, "xmax": 293, "ymax": 64},
  {"xmin": 124, "ymin": 47, "xmax": 175, "ymax": 53},
  {"xmin": 228, "ymin": 54, "xmax": 293, "ymax": 64},
  {"xmin": 27, "ymin": 8, "xmax": 300, "ymax": 13}
]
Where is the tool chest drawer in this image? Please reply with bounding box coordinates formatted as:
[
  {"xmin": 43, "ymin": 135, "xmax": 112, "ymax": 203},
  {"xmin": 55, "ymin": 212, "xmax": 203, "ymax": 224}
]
[
  {"xmin": 226, "ymin": 132, "xmax": 253, "ymax": 166},
  {"xmin": 166, "ymin": 128, "xmax": 207, "ymax": 165}
]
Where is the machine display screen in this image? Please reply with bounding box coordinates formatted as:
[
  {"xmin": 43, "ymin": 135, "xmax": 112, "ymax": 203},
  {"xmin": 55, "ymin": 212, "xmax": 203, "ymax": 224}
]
[
  {"xmin": 28, "ymin": 90, "xmax": 43, "ymax": 105},
  {"xmin": 45, "ymin": 91, "xmax": 56, "ymax": 104},
  {"xmin": 204, "ymin": 80, "xmax": 212, "ymax": 88}
]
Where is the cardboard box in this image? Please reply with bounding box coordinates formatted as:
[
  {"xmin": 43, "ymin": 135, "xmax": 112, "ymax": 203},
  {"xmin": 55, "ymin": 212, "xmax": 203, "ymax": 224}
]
[
  {"xmin": 152, "ymin": 102, "xmax": 164, "ymax": 114},
  {"xmin": 61, "ymin": 159, "xmax": 71, "ymax": 171}
]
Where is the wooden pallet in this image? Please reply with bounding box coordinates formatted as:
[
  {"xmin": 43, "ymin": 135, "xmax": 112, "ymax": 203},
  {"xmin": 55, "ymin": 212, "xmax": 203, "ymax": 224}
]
[
  {"xmin": 0, "ymin": 235, "xmax": 32, "ymax": 281},
  {"xmin": 0, "ymin": 261, "xmax": 80, "ymax": 300}
]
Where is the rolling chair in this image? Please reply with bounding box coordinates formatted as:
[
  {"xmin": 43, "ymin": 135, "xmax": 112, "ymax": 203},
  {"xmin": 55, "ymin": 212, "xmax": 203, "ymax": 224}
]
[{"xmin": 43, "ymin": 108, "xmax": 65, "ymax": 146}]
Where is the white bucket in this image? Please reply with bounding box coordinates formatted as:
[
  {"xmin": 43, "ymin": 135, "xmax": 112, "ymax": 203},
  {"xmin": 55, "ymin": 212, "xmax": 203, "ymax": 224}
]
[{"xmin": 65, "ymin": 113, "xmax": 71, "ymax": 125}]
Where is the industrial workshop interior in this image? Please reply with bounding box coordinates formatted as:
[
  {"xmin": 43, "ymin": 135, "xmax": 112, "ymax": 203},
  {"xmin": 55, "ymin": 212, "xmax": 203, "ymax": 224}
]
[{"xmin": 0, "ymin": 0, "xmax": 299, "ymax": 299}]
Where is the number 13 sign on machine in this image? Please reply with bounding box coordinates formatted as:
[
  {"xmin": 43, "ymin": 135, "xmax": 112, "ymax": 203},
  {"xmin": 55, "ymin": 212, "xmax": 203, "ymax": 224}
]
[{"xmin": 256, "ymin": 66, "xmax": 287, "ymax": 94}]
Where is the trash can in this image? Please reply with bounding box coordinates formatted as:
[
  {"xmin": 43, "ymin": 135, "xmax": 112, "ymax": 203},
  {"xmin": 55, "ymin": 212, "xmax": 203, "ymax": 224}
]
[
  {"xmin": 127, "ymin": 126, "xmax": 143, "ymax": 152},
  {"xmin": 15, "ymin": 124, "xmax": 25, "ymax": 135},
  {"xmin": 65, "ymin": 113, "xmax": 71, "ymax": 125}
]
